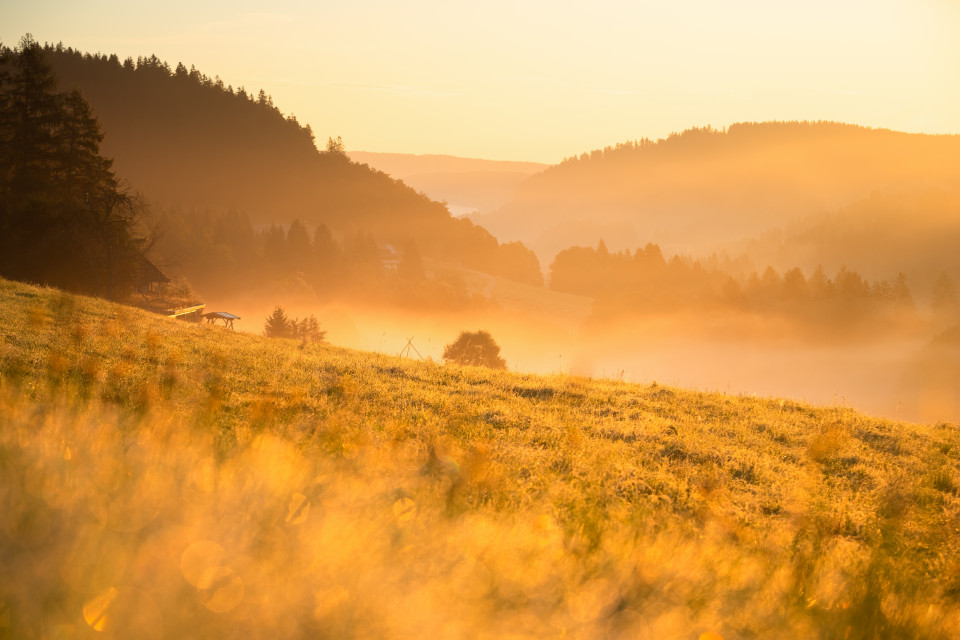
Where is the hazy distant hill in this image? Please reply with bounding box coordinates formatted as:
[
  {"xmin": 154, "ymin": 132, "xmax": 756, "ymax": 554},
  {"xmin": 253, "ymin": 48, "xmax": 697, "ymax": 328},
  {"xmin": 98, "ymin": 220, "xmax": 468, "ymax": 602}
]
[
  {"xmin": 739, "ymin": 188, "xmax": 960, "ymax": 286},
  {"xmin": 41, "ymin": 46, "xmax": 542, "ymax": 284},
  {"xmin": 471, "ymin": 122, "xmax": 960, "ymax": 261},
  {"xmin": 349, "ymin": 152, "xmax": 547, "ymax": 216}
]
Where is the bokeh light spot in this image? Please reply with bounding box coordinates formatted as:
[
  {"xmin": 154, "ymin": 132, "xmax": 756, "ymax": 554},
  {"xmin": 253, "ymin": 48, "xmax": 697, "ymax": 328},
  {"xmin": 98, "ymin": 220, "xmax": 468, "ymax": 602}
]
[
  {"xmin": 286, "ymin": 492, "xmax": 311, "ymax": 525},
  {"xmin": 393, "ymin": 497, "xmax": 417, "ymax": 523},
  {"xmin": 83, "ymin": 586, "xmax": 118, "ymax": 631},
  {"xmin": 180, "ymin": 540, "xmax": 226, "ymax": 587},
  {"xmin": 197, "ymin": 566, "xmax": 245, "ymax": 613}
]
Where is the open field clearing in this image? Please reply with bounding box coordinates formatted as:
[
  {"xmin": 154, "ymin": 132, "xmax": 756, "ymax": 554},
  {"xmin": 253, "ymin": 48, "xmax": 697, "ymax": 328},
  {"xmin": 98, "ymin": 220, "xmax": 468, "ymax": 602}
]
[{"xmin": 2, "ymin": 277, "xmax": 959, "ymax": 638}]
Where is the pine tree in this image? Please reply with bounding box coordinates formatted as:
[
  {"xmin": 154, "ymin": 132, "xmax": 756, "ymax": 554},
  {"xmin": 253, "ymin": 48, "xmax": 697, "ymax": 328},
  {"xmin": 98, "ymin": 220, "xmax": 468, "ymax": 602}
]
[
  {"xmin": 0, "ymin": 35, "xmax": 61, "ymax": 252},
  {"xmin": 932, "ymin": 272, "xmax": 959, "ymax": 317},
  {"xmin": 892, "ymin": 272, "xmax": 914, "ymax": 310},
  {"xmin": 0, "ymin": 35, "xmax": 149, "ymax": 299},
  {"xmin": 263, "ymin": 306, "xmax": 293, "ymax": 338},
  {"xmin": 398, "ymin": 239, "xmax": 425, "ymax": 281},
  {"xmin": 286, "ymin": 219, "xmax": 312, "ymax": 271},
  {"xmin": 325, "ymin": 135, "xmax": 345, "ymax": 156}
]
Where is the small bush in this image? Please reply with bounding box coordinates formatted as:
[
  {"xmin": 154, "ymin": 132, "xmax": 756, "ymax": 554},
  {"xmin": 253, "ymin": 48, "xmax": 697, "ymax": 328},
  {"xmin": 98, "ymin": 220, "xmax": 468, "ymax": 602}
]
[
  {"xmin": 294, "ymin": 315, "xmax": 327, "ymax": 345},
  {"xmin": 264, "ymin": 306, "xmax": 326, "ymax": 344},
  {"xmin": 442, "ymin": 330, "xmax": 506, "ymax": 369}
]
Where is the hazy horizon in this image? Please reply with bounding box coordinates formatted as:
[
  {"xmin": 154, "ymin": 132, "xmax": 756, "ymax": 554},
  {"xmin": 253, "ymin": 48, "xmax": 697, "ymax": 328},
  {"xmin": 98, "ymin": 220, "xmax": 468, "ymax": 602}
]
[{"xmin": 4, "ymin": 0, "xmax": 959, "ymax": 163}]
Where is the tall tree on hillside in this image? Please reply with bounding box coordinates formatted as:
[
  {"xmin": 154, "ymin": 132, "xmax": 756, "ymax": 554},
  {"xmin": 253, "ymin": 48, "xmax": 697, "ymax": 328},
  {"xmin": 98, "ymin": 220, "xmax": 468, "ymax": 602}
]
[
  {"xmin": 892, "ymin": 272, "xmax": 914, "ymax": 310},
  {"xmin": 263, "ymin": 305, "xmax": 294, "ymax": 338},
  {"xmin": 0, "ymin": 36, "xmax": 60, "ymax": 208},
  {"xmin": 286, "ymin": 219, "xmax": 312, "ymax": 271},
  {"xmin": 932, "ymin": 272, "xmax": 959, "ymax": 317},
  {"xmin": 398, "ymin": 239, "xmax": 426, "ymax": 281},
  {"xmin": 325, "ymin": 135, "xmax": 345, "ymax": 156},
  {"xmin": 311, "ymin": 222, "xmax": 341, "ymax": 287},
  {"xmin": 0, "ymin": 35, "xmax": 149, "ymax": 299}
]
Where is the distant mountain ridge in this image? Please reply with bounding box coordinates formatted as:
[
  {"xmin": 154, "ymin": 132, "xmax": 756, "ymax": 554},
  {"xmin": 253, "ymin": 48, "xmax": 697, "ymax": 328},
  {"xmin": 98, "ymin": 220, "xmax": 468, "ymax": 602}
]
[
  {"xmin": 39, "ymin": 44, "xmax": 543, "ymax": 284},
  {"xmin": 348, "ymin": 152, "xmax": 546, "ymax": 177},
  {"xmin": 470, "ymin": 121, "xmax": 960, "ymax": 262},
  {"xmin": 349, "ymin": 152, "xmax": 547, "ymax": 216}
]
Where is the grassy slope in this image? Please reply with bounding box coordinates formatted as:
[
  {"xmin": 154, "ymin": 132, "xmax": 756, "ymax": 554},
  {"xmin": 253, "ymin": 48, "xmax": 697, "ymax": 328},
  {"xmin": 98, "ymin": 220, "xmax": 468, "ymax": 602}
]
[{"xmin": 1, "ymin": 277, "xmax": 959, "ymax": 639}]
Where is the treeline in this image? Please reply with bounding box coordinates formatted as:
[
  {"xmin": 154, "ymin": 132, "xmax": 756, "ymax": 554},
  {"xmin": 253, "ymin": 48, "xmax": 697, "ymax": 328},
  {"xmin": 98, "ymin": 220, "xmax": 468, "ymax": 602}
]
[
  {"xmin": 41, "ymin": 42, "xmax": 319, "ymax": 194},
  {"xmin": 36, "ymin": 41, "xmax": 543, "ymax": 286},
  {"xmin": 0, "ymin": 36, "xmax": 149, "ymax": 300},
  {"xmin": 743, "ymin": 188, "xmax": 960, "ymax": 287},
  {"xmin": 550, "ymin": 241, "xmax": 960, "ymax": 330},
  {"xmin": 152, "ymin": 207, "xmax": 484, "ymax": 310},
  {"xmin": 558, "ymin": 121, "xmax": 913, "ymax": 166}
]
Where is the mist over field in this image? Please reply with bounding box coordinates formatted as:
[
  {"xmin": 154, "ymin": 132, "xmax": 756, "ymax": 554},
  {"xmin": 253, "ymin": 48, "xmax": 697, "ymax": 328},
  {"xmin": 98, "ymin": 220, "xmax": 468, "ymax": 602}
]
[{"xmin": 210, "ymin": 294, "xmax": 950, "ymax": 426}]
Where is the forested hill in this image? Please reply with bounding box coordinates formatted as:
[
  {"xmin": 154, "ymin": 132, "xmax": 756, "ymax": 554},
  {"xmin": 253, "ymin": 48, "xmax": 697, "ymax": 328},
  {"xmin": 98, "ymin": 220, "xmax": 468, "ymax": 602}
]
[
  {"xmin": 470, "ymin": 121, "xmax": 960, "ymax": 261},
  {"xmin": 40, "ymin": 45, "xmax": 542, "ymax": 284}
]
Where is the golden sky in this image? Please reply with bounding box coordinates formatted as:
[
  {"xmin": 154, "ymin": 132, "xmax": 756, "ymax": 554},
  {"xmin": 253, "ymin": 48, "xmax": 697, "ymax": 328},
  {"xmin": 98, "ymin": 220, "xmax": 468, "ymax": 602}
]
[{"xmin": 4, "ymin": 0, "xmax": 959, "ymax": 162}]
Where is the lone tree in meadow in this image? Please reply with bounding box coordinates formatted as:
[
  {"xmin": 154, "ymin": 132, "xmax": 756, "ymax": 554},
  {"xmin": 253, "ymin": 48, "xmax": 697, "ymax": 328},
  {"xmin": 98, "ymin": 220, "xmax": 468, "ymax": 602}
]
[{"xmin": 442, "ymin": 330, "xmax": 506, "ymax": 369}]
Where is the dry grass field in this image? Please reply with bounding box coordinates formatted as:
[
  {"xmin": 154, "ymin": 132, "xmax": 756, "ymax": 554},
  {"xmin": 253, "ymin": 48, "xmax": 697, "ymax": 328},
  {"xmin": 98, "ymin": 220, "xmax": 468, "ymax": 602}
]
[{"xmin": 1, "ymin": 277, "xmax": 959, "ymax": 639}]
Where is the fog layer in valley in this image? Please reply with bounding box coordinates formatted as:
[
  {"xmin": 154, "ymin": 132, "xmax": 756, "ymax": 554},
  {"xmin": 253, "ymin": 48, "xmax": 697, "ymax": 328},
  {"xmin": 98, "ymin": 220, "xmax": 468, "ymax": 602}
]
[{"xmin": 208, "ymin": 285, "xmax": 956, "ymax": 427}]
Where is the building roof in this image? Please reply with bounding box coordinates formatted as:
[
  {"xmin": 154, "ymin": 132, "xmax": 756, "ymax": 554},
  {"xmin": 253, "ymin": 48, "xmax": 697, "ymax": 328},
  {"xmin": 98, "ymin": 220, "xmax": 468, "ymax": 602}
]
[{"xmin": 137, "ymin": 255, "xmax": 170, "ymax": 285}]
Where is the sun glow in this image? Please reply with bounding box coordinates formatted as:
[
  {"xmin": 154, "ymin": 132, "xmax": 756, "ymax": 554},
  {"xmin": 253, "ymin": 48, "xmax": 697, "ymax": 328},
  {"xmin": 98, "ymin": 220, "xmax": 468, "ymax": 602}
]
[{"xmin": 3, "ymin": 0, "xmax": 958, "ymax": 161}]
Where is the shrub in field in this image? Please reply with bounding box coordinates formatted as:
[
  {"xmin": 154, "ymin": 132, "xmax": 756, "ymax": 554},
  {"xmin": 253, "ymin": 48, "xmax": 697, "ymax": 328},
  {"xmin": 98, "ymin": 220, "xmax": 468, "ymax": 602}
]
[
  {"xmin": 442, "ymin": 330, "xmax": 506, "ymax": 369},
  {"xmin": 264, "ymin": 306, "xmax": 326, "ymax": 344},
  {"xmin": 294, "ymin": 314, "xmax": 326, "ymax": 345},
  {"xmin": 264, "ymin": 306, "xmax": 294, "ymax": 338}
]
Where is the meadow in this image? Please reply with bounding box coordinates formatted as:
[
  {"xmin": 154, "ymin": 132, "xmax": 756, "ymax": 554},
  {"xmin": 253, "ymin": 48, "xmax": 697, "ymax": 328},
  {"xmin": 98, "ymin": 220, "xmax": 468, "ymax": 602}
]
[{"xmin": 1, "ymin": 276, "xmax": 959, "ymax": 639}]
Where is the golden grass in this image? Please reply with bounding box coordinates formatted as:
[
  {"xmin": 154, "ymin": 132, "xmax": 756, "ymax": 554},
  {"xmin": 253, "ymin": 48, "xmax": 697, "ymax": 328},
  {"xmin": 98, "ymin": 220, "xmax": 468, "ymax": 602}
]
[{"xmin": 1, "ymin": 277, "xmax": 959, "ymax": 638}]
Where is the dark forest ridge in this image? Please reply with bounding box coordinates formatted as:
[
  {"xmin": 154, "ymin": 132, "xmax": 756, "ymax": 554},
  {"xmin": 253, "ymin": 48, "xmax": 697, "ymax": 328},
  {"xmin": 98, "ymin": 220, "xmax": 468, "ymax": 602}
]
[{"xmin": 36, "ymin": 43, "xmax": 542, "ymax": 285}]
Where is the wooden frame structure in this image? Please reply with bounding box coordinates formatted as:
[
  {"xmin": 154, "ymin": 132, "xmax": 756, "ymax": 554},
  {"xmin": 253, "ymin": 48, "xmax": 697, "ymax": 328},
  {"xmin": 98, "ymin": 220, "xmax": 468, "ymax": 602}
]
[
  {"xmin": 166, "ymin": 304, "xmax": 206, "ymax": 322},
  {"xmin": 203, "ymin": 311, "xmax": 241, "ymax": 329}
]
